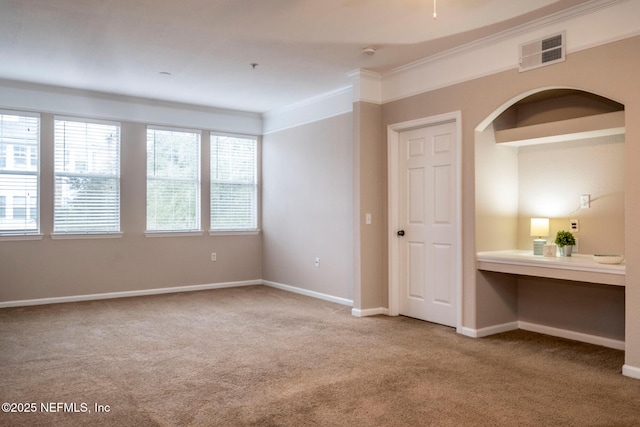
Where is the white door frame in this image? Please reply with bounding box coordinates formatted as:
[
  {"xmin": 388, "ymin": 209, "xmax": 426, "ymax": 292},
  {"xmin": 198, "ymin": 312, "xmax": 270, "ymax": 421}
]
[{"xmin": 387, "ymin": 111, "xmax": 463, "ymax": 332}]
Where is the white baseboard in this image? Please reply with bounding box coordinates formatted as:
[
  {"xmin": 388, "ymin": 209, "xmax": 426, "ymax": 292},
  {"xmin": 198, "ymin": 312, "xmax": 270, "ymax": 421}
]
[
  {"xmin": 518, "ymin": 321, "xmax": 625, "ymax": 351},
  {"xmin": 622, "ymin": 364, "xmax": 640, "ymax": 380},
  {"xmin": 351, "ymin": 307, "xmax": 389, "ymax": 317},
  {"xmin": 261, "ymin": 280, "xmax": 353, "ymax": 307},
  {"xmin": 457, "ymin": 321, "xmax": 624, "ymax": 351},
  {"xmin": 0, "ymin": 280, "xmax": 261, "ymax": 308},
  {"xmin": 1, "ymin": 279, "xmax": 354, "ymax": 309},
  {"xmin": 458, "ymin": 322, "xmax": 519, "ymax": 338}
]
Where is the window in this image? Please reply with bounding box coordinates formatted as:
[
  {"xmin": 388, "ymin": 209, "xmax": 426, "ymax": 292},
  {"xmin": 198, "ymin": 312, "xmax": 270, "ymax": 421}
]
[
  {"xmin": 13, "ymin": 195, "xmax": 26, "ymax": 219},
  {"xmin": 0, "ymin": 112, "xmax": 39, "ymax": 234},
  {"xmin": 146, "ymin": 127, "xmax": 201, "ymax": 232},
  {"xmin": 210, "ymin": 134, "xmax": 257, "ymax": 231},
  {"xmin": 13, "ymin": 146, "xmax": 27, "ymax": 167},
  {"xmin": 54, "ymin": 118, "xmax": 120, "ymax": 233}
]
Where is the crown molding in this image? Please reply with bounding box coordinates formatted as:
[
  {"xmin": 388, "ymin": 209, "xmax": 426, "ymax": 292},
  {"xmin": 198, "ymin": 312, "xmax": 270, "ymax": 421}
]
[
  {"xmin": 348, "ymin": 69, "xmax": 382, "ymax": 104},
  {"xmin": 262, "ymin": 86, "xmax": 353, "ymax": 134},
  {"xmin": 380, "ymin": 0, "xmax": 638, "ymax": 104},
  {"xmin": 385, "ymin": 0, "xmax": 627, "ymax": 78}
]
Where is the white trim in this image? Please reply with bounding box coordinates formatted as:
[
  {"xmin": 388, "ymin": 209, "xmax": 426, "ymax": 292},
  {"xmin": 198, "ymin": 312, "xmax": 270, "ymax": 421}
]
[
  {"xmin": 351, "ymin": 307, "xmax": 389, "ymax": 317},
  {"xmin": 147, "ymin": 124, "xmax": 204, "ymax": 135},
  {"xmin": 348, "ymin": 69, "xmax": 382, "ymax": 104},
  {"xmin": 262, "ymin": 86, "xmax": 352, "ymax": 135},
  {"xmin": 261, "ymin": 280, "xmax": 353, "ymax": 307},
  {"xmin": 144, "ymin": 231, "xmax": 204, "ymax": 238},
  {"xmin": 475, "ymin": 85, "xmax": 572, "ymax": 132},
  {"xmin": 0, "ymin": 234, "xmax": 43, "ymax": 241},
  {"xmin": 380, "ymin": 0, "xmax": 640, "ymax": 105},
  {"xmin": 458, "ymin": 322, "xmax": 519, "ymax": 338},
  {"xmin": 208, "ymin": 229, "xmax": 261, "ymax": 236},
  {"xmin": 459, "ymin": 320, "xmax": 625, "ymax": 350},
  {"xmin": 518, "ymin": 321, "xmax": 625, "ymax": 350},
  {"xmin": 387, "ymin": 112, "xmax": 463, "ymax": 331},
  {"xmin": 54, "ymin": 114, "xmax": 121, "ymax": 127},
  {"xmin": 0, "ymin": 280, "xmax": 261, "ymax": 308},
  {"xmin": 457, "ymin": 327, "xmax": 478, "ymax": 338},
  {"xmin": 622, "ymin": 364, "xmax": 640, "ymax": 380},
  {"xmin": 51, "ymin": 232, "xmax": 123, "ymax": 240}
]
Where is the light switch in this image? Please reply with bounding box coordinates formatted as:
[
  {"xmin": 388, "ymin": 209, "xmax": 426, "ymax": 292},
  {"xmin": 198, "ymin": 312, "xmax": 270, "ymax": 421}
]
[
  {"xmin": 580, "ymin": 194, "xmax": 590, "ymax": 209},
  {"xmin": 365, "ymin": 213, "xmax": 372, "ymax": 225}
]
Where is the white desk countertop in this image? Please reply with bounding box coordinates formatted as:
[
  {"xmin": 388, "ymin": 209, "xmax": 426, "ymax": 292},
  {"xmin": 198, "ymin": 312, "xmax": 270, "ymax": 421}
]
[{"xmin": 476, "ymin": 250, "xmax": 625, "ymax": 286}]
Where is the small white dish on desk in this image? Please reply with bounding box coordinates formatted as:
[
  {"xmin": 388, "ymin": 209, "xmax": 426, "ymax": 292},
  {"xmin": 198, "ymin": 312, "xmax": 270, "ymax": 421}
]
[{"xmin": 593, "ymin": 254, "xmax": 625, "ymax": 264}]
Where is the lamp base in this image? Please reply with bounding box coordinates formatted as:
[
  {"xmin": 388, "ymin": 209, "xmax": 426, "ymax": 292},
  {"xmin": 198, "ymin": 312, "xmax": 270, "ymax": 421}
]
[{"xmin": 533, "ymin": 239, "xmax": 546, "ymax": 256}]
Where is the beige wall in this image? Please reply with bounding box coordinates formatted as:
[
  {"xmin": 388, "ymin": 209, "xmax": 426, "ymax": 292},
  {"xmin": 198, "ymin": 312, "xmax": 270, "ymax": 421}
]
[
  {"xmin": 516, "ymin": 135, "xmax": 625, "ymax": 254},
  {"xmin": 262, "ymin": 113, "xmax": 354, "ymax": 300},
  {"xmin": 0, "ymin": 118, "xmax": 262, "ymax": 302},
  {"xmin": 475, "ymin": 123, "xmax": 519, "ymax": 252},
  {"xmin": 353, "ymin": 101, "xmax": 386, "ymax": 310},
  {"xmin": 518, "ymin": 277, "xmax": 625, "ymax": 341},
  {"xmin": 474, "ymin": 116, "xmax": 626, "ymax": 342},
  {"xmin": 379, "ymin": 36, "xmax": 640, "ymax": 368}
]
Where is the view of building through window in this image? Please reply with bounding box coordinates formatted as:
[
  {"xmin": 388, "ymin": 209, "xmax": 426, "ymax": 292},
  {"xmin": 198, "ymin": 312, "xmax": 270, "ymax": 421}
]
[
  {"xmin": 53, "ymin": 118, "xmax": 121, "ymax": 233},
  {"xmin": 1, "ymin": 113, "xmax": 258, "ymax": 236},
  {"xmin": 0, "ymin": 112, "xmax": 39, "ymax": 234}
]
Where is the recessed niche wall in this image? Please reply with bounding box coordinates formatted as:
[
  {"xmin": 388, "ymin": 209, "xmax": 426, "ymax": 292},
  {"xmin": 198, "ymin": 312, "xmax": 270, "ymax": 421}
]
[
  {"xmin": 516, "ymin": 135, "xmax": 625, "ymax": 254},
  {"xmin": 474, "ymin": 89, "xmax": 626, "ymax": 346},
  {"xmin": 476, "ymin": 89, "xmax": 625, "ymax": 255}
]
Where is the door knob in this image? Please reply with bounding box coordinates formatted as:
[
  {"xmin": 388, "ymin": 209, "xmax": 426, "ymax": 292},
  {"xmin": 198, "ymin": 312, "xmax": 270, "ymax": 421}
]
[{"xmin": 397, "ymin": 230, "xmax": 405, "ymax": 236}]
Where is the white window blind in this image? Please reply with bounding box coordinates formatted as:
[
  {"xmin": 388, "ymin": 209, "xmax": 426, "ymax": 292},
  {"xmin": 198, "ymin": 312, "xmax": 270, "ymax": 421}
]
[
  {"xmin": 210, "ymin": 134, "xmax": 257, "ymax": 231},
  {"xmin": 54, "ymin": 118, "xmax": 120, "ymax": 233},
  {"xmin": 147, "ymin": 127, "xmax": 201, "ymax": 231},
  {"xmin": 0, "ymin": 112, "xmax": 39, "ymax": 235}
]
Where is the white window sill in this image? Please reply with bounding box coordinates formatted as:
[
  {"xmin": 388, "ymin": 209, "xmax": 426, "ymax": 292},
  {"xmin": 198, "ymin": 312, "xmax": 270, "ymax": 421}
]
[
  {"xmin": 208, "ymin": 229, "xmax": 261, "ymax": 236},
  {"xmin": 145, "ymin": 231, "xmax": 204, "ymax": 238},
  {"xmin": 0, "ymin": 234, "xmax": 44, "ymax": 242},
  {"xmin": 51, "ymin": 233, "xmax": 123, "ymax": 240}
]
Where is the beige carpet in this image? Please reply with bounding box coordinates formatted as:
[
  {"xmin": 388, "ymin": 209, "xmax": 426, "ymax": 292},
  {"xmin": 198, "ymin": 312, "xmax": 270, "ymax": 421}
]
[{"xmin": 1, "ymin": 285, "xmax": 640, "ymax": 426}]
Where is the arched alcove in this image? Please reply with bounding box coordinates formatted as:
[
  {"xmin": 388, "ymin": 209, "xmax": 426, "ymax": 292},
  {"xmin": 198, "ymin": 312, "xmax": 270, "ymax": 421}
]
[
  {"xmin": 474, "ymin": 88, "xmax": 626, "ymax": 348},
  {"xmin": 476, "ymin": 88, "xmax": 625, "ymax": 253}
]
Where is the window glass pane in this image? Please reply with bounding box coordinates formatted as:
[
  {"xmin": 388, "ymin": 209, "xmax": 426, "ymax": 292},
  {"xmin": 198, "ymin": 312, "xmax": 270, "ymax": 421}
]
[
  {"xmin": 210, "ymin": 134, "xmax": 257, "ymax": 231},
  {"xmin": 13, "ymin": 195, "xmax": 26, "ymax": 219},
  {"xmin": 54, "ymin": 119, "xmax": 120, "ymax": 233},
  {"xmin": 0, "ymin": 112, "xmax": 39, "ymax": 234},
  {"xmin": 146, "ymin": 128, "xmax": 201, "ymax": 231}
]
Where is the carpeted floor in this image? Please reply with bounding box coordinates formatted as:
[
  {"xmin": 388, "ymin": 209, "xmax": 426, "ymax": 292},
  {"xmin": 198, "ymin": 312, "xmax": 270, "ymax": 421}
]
[{"xmin": 1, "ymin": 285, "xmax": 640, "ymax": 426}]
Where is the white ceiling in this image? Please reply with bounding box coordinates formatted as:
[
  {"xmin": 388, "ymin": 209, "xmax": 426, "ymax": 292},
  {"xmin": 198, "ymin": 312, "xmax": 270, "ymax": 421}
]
[{"xmin": 0, "ymin": 0, "xmax": 593, "ymax": 114}]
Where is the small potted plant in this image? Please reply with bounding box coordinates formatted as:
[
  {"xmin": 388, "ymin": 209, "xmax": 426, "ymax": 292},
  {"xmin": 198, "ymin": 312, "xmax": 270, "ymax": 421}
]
[{"xmin": 555, "ymin": 230, "xmax": 576, "ymax": 257}]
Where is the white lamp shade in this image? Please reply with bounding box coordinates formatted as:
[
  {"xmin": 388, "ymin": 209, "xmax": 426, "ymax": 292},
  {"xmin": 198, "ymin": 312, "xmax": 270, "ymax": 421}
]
[{"xmin": 530, "ymin": 218, "xmax": 549, "ymax": 237}]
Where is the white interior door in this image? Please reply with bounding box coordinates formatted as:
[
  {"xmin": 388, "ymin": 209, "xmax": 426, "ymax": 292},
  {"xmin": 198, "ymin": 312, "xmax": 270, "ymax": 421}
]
[{"xmin": 397, "ymin": 120, "xmax": 458, "ymax": 327}]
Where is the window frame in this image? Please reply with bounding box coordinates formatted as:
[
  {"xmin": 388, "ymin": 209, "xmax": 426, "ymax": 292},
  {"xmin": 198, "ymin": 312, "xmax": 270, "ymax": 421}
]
[
  {"xmin": 52, "ymin": 116, "xmax": 122, "ymax": 237},
  {"xmin": 209, "ymin": 132, "xmax": 259, "ymax": 234},
  {"xmin": 145, "ymin": 125, "xmax": 202, "ymax": 235}
]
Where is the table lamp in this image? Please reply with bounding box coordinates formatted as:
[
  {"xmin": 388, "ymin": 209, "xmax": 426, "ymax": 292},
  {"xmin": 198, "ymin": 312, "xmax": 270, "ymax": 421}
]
[{"xmin": 531, "ymin": 218, "xmax": 549, "ymax": 256}]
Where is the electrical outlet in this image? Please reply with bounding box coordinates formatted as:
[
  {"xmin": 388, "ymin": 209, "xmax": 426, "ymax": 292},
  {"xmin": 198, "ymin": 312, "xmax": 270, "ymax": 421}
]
[
  {"xmin": 211, "ymin": 252, "xmax": 217, "ymax": 262},
  {"xmin": 314, "ymin": 257, "xmax": 320, "ymax": 267},
  {"xmin": 570, "ymin": 219, "xmax": 579, "ymax": 232},
  {"xmin": 573, "ymin": 239, "xmax": 579, "ymax": 253}
]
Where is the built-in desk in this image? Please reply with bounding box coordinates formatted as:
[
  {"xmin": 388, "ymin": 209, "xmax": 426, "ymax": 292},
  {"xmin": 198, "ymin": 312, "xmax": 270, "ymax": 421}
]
[{"xmin": 476, "ymin": 250, "xmax": 625, "ymax": 287}]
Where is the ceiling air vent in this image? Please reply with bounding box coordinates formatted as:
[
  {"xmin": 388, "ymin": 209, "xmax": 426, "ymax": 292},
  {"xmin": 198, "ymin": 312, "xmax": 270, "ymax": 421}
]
[{"xmin": 519, "ymin": 31, "xmax": 565, "ymax": 72}]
